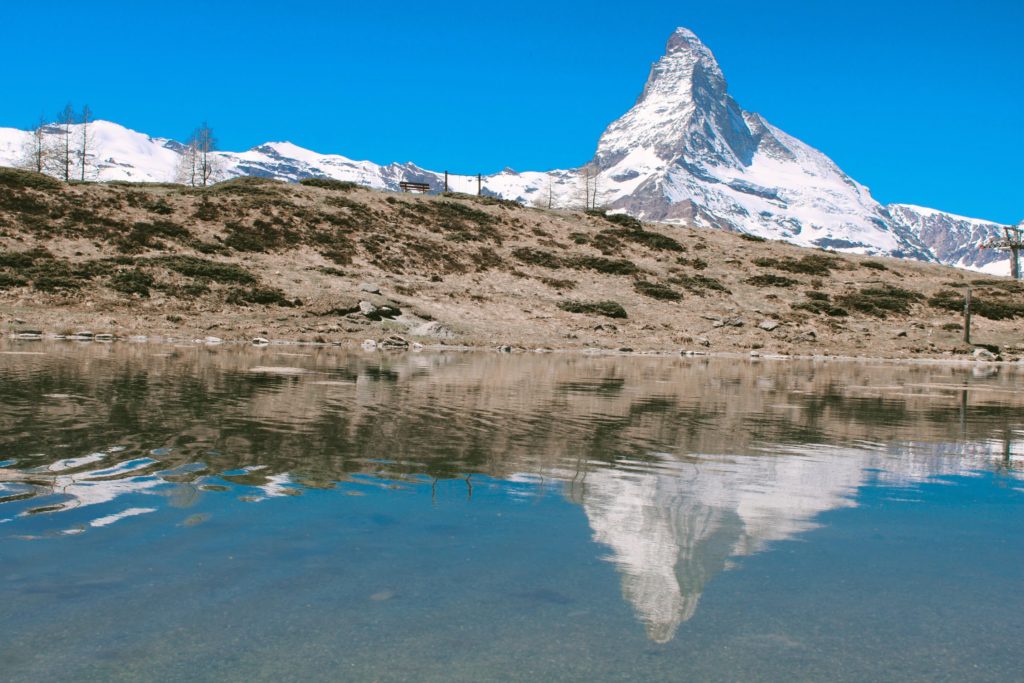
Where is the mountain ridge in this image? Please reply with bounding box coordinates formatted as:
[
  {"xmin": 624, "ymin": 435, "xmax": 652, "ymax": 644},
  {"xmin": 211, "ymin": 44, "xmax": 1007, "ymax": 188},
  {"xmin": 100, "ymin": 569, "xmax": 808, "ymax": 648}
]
[{"xmin": 0, "ymin": 27, "xmax": 1016, "ymax": 275}]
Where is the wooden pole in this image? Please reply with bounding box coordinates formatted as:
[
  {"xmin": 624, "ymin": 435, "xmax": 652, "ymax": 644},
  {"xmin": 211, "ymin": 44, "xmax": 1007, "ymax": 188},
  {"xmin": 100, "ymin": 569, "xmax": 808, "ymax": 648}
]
[
  {"xmin": 477, "ymin": 173, "xmax": 482, "ymax": 196},
  {"xmin": 963, "ymin": 287, "xmax": 972, "ymax": 344},
  {"xmin": 444, "ymin": 171, "xmax": 448, "ymax": 193}
]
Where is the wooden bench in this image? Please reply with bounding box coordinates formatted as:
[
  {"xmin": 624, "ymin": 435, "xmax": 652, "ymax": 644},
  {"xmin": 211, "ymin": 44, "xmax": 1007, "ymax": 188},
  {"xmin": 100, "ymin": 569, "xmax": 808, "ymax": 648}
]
[{"xmin": 399, "ymin": 181, "xmax": 431, "ymax": 193}]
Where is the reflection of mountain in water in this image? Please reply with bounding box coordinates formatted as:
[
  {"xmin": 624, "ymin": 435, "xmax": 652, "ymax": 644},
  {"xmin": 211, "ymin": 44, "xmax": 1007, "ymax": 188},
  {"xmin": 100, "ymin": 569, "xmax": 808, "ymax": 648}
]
[
  {"xmin": 574, "ymin": 440, "xmax": 1021, "ymax": 643},
  {"xmin": 0, "ymin": 342, "xmax": 1021, "ymax": 634}
]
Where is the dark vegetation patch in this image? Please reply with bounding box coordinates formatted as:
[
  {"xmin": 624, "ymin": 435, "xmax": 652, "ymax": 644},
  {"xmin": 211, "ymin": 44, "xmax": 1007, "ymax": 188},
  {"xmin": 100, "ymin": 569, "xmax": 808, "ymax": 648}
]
[
  {"xmin": 969, "ymin": 278, "xmax": 1024, "ymax": 294},
  {"xmin": 225, "ymin": 285, "xmax": 297, "ymax": 307},
  {"xmin": 558, "ymin": 300, "xmax": 628, "ymax": 319},
  {"xmin": 153, "ymin": 256, "xmax": 256, "ymax": 284},
  {"xmin": 837, "ymin": 285, "xmax": 923, "ymax": 317},
  {"xmin": 565, "ymin": 255, "xmax": 640, "ymax": 276},
  {"xmin": 792, "ymin": 291, "xmax": 848, "ymax": 317},
  {"xmin": 667, "ymin": 273, "xmax": 729, "ymax": 295},
  {"xmin": 753, "ymin": 254, "xmax": 839, "ymax": 276},
  {"xmin": 430, "ymin": 200, "xmax": 502, "ymax": 243},
  {"xmin": 739, "ymin": 233, "xmax": 766, "ymax": 242},
  {"xmin": 299, "ymin": 178, "xmax": 360, "ymax": 191},
  {"xmin": 928, "ymin": 289, "xmax": 1024, "ymax": 320},
  {"xmin": 676, "ymin": 257, "xmax": 708, "ymax": 270},
  {"xmin": 0, "ymin": 168, "xmax": 62, "ymax": 191},
  {"xmin": 540, "ymin": 276, "xmax": 576, "ymax": 290},
  {"xmin": 633, "ymin": 279, "xmax": 681, "ymax": 301},
  {"xmin": 746, "ymin": 274, "xmax": 799, "ymax": 288},
  {"xmin": 513, "ymin": 247, "xmax": 561, "ymax": 269},
  {"xmin": 207, "ymin": 177, "xmax": 287, "ymax": 196},
  {"xmin": 861, "ymin": 261, "xmax": 889, "ymax": 271},
  {"xmin": 117, "ymin": 220, "xmax": 191, "ymax": 253},
  {"xmin": 109, "ymin": 270, "xmax": 154, "ymax": 297}
]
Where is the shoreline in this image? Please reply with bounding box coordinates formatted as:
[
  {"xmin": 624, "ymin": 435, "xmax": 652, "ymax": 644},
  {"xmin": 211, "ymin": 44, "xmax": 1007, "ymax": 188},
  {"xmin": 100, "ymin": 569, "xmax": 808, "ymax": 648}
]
[{"xmin": 3, "ymin": 329, "xmax": 1021, "ymax": 369}]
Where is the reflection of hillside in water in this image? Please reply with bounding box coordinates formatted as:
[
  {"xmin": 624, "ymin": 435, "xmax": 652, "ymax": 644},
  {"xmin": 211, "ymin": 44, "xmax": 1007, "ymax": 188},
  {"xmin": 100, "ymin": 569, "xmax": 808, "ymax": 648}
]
[{"xmin": 0, "ymin": 342, "xmax": 1021, "ymax": 638}]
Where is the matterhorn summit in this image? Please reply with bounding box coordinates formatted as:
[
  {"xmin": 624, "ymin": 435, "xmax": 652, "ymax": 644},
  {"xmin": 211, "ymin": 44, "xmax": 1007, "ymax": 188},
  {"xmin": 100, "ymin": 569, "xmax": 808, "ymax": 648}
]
[{"xmin": 588, "ymin": 28, "xmax": 931, "ymax": 259}]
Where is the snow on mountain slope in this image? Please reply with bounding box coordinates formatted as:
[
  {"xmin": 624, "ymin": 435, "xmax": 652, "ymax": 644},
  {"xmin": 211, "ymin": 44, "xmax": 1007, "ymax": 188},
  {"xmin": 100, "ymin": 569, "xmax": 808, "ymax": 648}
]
[
  {"xmin": 0, "ymin": 27, "xmax": 1016, "ymax": 273},
  {"xmin": 887, "ymin": 204, "xmax": 1012, "ymax": 275},
  {"xmin": 591, "ymin": 28, "xmax": 931, "ymax": 259}
]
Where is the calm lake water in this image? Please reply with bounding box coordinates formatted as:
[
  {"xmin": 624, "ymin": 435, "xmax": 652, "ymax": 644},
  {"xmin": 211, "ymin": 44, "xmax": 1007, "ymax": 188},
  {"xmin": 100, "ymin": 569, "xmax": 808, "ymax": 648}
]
[{"xmin": 0, "ymin": 342, "xmax": 1021, "ymax": 682}]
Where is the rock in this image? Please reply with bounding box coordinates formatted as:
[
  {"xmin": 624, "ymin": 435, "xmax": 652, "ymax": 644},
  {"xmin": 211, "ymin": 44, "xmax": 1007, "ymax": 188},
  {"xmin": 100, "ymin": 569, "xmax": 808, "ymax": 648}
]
[
  {"xmin": 723, "ymin": 317, "xmax": 745, "ymax": 327},
  {"xmin": 361, "ymin": 339, "xmax": 377, "ymax": 351},
  {"xmin": 251, "ymin": 337, "xmax": 270, "ymax": 346},
  {"xmin": 712, "ymin": 320, "xmax": 724, "ymax": 328},
  {"xmin": 73, "ymin": 331, "xmax": 94, "ymax": 339},
  {"xmin": 203, "ymin": 336, "xmax": 223, "ymax": 345},
  {"xmin": 358, "ymin": 301, "xmax": 378, "ymax": 316},
  {"xmin": 379, "ymin": 335, "xmax": 409, "ymax": 350},
  {"xmin": 697, "ymin": 337, "xmax": 711, "ymax": 347},
  {"xmin": 411, "ymin": 342, "xmax": 424, "ymax": 351},
  {"xmin": 973, "ymin": 347, "xmax": 997, "ymax": 362},
  {"xmin": 758, "ymin": 319, "xmax": 780, "ymax": 332},
  {"xmin": 497, "ymin": 345, "xmax": 512, "ymax": 353},
  {"xmin": 594, "ymin": 323, "xmax": 618, "ymax": 332},
  {"xmin": 94, "ymin": 333, "xmax": 114, "ymax": 342},
  {"xmin": 894, "ymin": 330, "xmax": 908, "ymax": 338},
  {"xmin": 750, "ymin": 351, "xmax": 762, "ymax": 357},
  {"xmin": 359, "ymin": 282, "xmax": 381, "ymax": 294},
  {"xmin": 410, "ymin": 321, "xmax": 457, "ymax": 339},
  {"xmin": 618, "ymin": 347, "xmax": 634, "ymax": 353}
]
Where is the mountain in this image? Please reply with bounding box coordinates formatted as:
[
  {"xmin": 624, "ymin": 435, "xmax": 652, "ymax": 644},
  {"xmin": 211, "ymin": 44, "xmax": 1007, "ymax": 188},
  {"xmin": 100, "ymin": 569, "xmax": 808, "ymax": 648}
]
[
  {"xmin": 0, "ymin": 28, "xmax": 1015, "ymax": 274},
  {"xmin": 887, "ymin": 204, "xmax": 1013, "ymax": 275}
]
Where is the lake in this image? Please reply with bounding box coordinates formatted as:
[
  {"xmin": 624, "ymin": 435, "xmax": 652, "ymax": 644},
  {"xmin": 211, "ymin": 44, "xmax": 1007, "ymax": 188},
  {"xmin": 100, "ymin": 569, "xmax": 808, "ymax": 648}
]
[{"xmin": 1, "ymin": 342, "xmax": 1021, "ymax": 682}]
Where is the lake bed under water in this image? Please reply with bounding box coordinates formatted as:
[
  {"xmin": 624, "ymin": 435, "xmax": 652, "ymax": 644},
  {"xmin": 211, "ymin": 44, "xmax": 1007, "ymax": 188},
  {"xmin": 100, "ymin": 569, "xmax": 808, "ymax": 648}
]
[{"xmin": 0, "ymin": 342, "xmax": 1021, "ymax": 681}]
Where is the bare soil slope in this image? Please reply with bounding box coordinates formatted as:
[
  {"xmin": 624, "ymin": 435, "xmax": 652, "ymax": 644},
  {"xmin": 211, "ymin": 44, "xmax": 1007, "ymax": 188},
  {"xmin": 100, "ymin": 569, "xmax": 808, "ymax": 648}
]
[{"xmin": 0, "ymin": 168, "xmax": 1021, "ymax": 359}]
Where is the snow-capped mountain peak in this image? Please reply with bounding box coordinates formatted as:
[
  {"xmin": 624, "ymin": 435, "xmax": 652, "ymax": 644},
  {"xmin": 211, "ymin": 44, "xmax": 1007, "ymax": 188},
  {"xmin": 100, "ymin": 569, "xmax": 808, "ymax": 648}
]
[{"xmin": 0, "ymin": 27, "xmax": 1014, "ymax": 274}]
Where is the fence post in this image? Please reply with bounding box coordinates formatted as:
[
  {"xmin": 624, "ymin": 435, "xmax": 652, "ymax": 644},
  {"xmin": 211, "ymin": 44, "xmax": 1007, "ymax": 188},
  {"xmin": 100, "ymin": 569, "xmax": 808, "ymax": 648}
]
[{"xmin": 963, "ymin": 287, "xmax": 972, "ymax": 344}]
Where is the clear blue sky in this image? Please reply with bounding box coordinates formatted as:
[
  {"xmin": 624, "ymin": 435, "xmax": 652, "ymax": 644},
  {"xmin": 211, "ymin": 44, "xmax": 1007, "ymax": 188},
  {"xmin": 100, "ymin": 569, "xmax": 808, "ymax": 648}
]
[{"xmin": 1, "ymin": 1, "xmax": 1020, "ymax": 223}]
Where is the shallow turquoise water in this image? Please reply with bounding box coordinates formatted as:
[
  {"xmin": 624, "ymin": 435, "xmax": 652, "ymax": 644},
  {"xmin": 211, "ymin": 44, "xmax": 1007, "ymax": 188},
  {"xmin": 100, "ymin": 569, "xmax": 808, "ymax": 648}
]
[{"xmin": 0, "ymin": 342, "xmax": 1021, "ymax": 681}]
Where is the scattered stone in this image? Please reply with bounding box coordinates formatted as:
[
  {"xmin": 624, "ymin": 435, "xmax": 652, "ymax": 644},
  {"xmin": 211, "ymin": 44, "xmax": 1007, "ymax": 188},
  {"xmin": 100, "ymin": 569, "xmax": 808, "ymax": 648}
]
[
  {"xmin": 594, "ymin": 323, "xmax": 618, "ymax": 332},
  {"xmin": 410, "ymin": 321, "xmax": 457, "ymax": 339},
  {"xmin": 497, "ymin": 345, "xmax": 512, "ymax": 353},
  {"xmin": 14, "ymin": 330, "xmax": 43, "ymax": 339},
  {"xmin": 358, "ymin": 301, "xmax": 378, "ymax": 316},
  {"xmin": 894, "ymin": 330, "xmax": 908, "ymax": 338},
  {"xmin": 359, "ymin": 282, "xmax": 381, "ymax": 294},
  {"xmin": 697, "ymin": 338, "xmax": 711, "ymax": 347},
  {"xmin": 251, "ymin": 337, "xmax": 270, "ymax": 346},
  {"xmin": 618, "ymin": 347, "xmax": 634, "ymax": 353},
  {"xmin": 361, "ymin": 339, "xmax": 377, "ymax": 351},
  {"xmin": 758, "ymin": 319, "xmax": 780, "ymax": 332},
  {"xmin": 94, "ymin": 333, "xmax": 114, "ymax": 342},
  {"xmin": 750, "ymin": 351, "xmax": 762, "ymax": 357},
  {"xmin": 973, "ymin": 347, "xmax": 997, "ymax": 362},
  {"xmin": 203, "ymin": 336, "xmax": 223, "ymax": 345},
  {"xmin": 723, "ymin": 317, "xmax": 745, "ymax": 327},
  {"xmin": 379, "ymin": 335, "xmax": 409, "ymax": 350},
  {"xmin": 411, "ymin": 342, "xmax": 424, "ymax": 351}
]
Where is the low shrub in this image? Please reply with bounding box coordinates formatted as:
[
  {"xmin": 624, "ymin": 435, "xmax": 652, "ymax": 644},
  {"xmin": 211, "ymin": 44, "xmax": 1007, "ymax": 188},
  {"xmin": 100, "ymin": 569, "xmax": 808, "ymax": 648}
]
[
  {"xmin": 928, "ymin": 289, "xmax": 1024, "ymax": 320},
  {"xmin": 667, "ymin": 273, "xmax": 729, "ymax": 295},
  {"xmin": 634, "ymin": 280, "xmax": 681, "ymax": 300},
  {"xmin": 861, "ymin": 260, "xmax": 888, "ymax": 271},
  {"xmin": 837, "ymin": 285, "xmax": 923, "ymax": 317},
  {"xmin": 225, "ymin": 285, "xmax": 295, "ymax": 306},
  {"xmin": 753, "ymin": 254, "xmax": 839, "ymax": 276},
  {"xmin": 109, "ymin": 270, "xmax": 154, "ymax": 297},
  {"xmin": 746, "ymin": 274, "xmax": 799, "ymax": 287},
  {"xmin": 558, "ymin": 300, "xmax": 627, "ymax": 318},
  {"xmin": 299, "ymin": 178, "xmax": 360, "ymax": 191},
  {"xmin": 154, "ymin": 256, "xmax": 256, "ymax": 284},
  {"xmin": 513, "ymin": 247, "xmax": 562, "ymax": 268},
  {"xmin": 565, "ymin": 254, "xmax": 639, "ymax": 275},
  {"xmin": 739, "ymin": 233, "xmax": 766, "ymax": 242}
]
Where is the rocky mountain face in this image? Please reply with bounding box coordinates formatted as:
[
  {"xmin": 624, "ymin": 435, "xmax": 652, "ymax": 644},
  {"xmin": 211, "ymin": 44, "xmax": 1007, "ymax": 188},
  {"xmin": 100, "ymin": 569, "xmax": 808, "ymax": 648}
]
[
  {"xmin": 887, "ymin": 204, "xmax": 1013, "ymax": 274},
  {"xmin": 0, "ymin": 28, "xmax": 1014, "ymax": 274}
]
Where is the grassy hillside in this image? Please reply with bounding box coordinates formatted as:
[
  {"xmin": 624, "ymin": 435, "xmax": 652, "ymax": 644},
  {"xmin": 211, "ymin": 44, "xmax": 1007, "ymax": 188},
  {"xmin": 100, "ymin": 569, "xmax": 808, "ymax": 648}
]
[{"xmin": 0, "ymin": 167, "xmax": 1021, "ymax": 359}]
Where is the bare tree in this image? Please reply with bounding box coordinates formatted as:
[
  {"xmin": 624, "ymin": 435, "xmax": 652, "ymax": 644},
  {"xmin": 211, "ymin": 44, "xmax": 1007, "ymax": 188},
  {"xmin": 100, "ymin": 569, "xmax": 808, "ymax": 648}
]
[
  {"xmin": 20, "ymin": 115, "xmax": 51, "ymax": 174},
  {"xmin": 53, "ymin": 103, "xmax": 75, "ymax": 182},
  {"xmin": 531, "ymin": 176, "xmax": 556, "ymax": 209},
  {"xmin": 77, "ymin": 105, "xmax": 96, "ymax": 181},
  {"xmin": 578, "ymin": 162, "xmax": 601, "ymax": 210},
  {"xmin": 175, "ymin": 133, "xmax": 199, "ymax": 186},
  {"xmin": 195, "ymin": 122, "xmax": 217, "ymax": 187}
]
